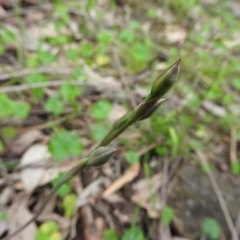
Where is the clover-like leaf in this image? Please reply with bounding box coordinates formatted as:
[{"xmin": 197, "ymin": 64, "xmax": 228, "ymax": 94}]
[{"xmin": 49, "ymin": 130, "xmax": 83, "ymax": 161}]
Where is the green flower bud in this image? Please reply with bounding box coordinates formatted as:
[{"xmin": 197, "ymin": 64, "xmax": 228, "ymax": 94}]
[
  {"xmin": 149, "ymin": 58, "xmax": 181, "ymax": 100},
  {"xmin": 127, "ymin": 97, "xmax": 159, "ymax": 124},
  {"xmin": 87, "ymin": 147, "xmax": 117, "ymax": 167},
  {"xmin": 138, "ymin": 98, "xmax": 166, "ymax": 121}
]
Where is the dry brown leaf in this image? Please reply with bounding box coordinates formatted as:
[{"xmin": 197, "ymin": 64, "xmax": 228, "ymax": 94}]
[
  {"xmin": 0, "ymin": 0, "xmax": 18, "ymax": 8},
  {"xmin": 15, "ymin": 159, "xmax": 79, "ymax": 190},
  {"xmin": 22, "ymin": 26, "xmax": 40, "ymax": 51},
  {"xmin": 131, "ymin": 173, "xmax": 163, "ymax": 218},
  {"xmin": 102, "ymin": 163, "xmax": 140, "ymax": 198},
  {"xmin": 165, "ymin": 25, "xmax": 187, "ymax": 44},
  {"xmin": 11, "ymin": 129, "xmax": 43, "ymax": 155},
  {"xmin": 77, "ymin": 177, "xmax": 107, "ymax": 208},
  {"xmin": 20, "ymin": 144, "xmax": 51, "ymax": 192},
  {"xmin": 83, "ymin": 66, "xmax": 121, "ymax": 92},
  {"xmin": 102, "ymin": 193, "xmax": 125, "ymax": 204},
  {"xmin": 41, "ymin": 22, "xmax": 58, "ymax": 38},
  {"xmin": 202, "ymin": 100, "xmax": 227, "ymax": 117},
  {"xmin": 8, "ymin": 195, "xmax": 36, "ymax": 240},
  {"xmin": 0, "ymin": 187, "xmax": 14, "ymax": 205},
  {"xmin": 80, "ymin": 205, "xmax": 102, "ymax": 240},
  {"xmin": 0, "ymin": 6, "xmax": 6, "ymax": 17},
  {"xmin": 173, "ymin": 238, "xmax": 191, "ymax": 240}
]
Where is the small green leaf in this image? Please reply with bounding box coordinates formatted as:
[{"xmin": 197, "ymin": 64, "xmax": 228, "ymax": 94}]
[
  {"xmin": 122, "ymin": 225, "xmax": 145, "ymax": 240},
  {"xmin": 231, "ymin": 161, "xmax": 240, "ymax": 175},
  {"xmin": 49, "ymin": 232, "xmax": 62, "ymax": 240},
  {"xmin": 49, "ymin": 130, "xmax": 83, "ymax": 161},
  {"xmin": 45, "ymin": 96, "xmax": 64, "ymax": 115},
  {"xmin": 86, "ymin": 0, "xmax": 97, "ymax": 10},
  {"xmin": 40, "ymin": 221, "xmax": 58, "ymax": 234},
  {"xmin": 202, "ymin": 218, "xmax": 220, "ymax": 240},
  {"xmin": 119, "ymin": 29, "xmax": 135, "ymax": 43},
  {"xmin": 125, "ymin": 151, "xmax": 139, "ymax": 164},
  {"xmin": 0, "ymin": 140, "xmax": 4, "ymax": 153},
  {"xmin": 0, "ymin": 211, "xmax": 7, "ymax": 220},
  {"xmin": 1, "ymin": 126, "xmax": 16, "ymax": 139},
  {"xmin": 0, "ymin": 94, "xmax": 14, "ymax": 117},
  {"xmin": 26, "ymin": 73, "xmax": 49, "ymax": 98},
  {"xmin": 67, "ymin": 49, "xmax": 79, "ymax": 62},
  {"xmin": 49, "ymin": 35, "xmax": 70, "ymax": 45},
  {"xmin": 80, "ymin": 43, "xmax": 94, "ymax": 58},
  {"xmin": 132, "ymin": 43, "xmax": 151, "ymax": 63},
  {"xmin": 38, "ymin": 50, "xmax": 56, "ymax": 65},
  {"xmin": 201, "ymin": 161, "xmax": 213, "ymax": 174},
  {"xmin": 54, "ymin": 21, "xmax": 66, "ymax": 31},
  {"xmin": 91, "ymin": 124, "xmax": 108, "ymax": 140},
  {"xmin": 62, "ymin": 194, "xmax": 77, "ymax": 218},
  {"xmin": 13, "ymin": 102, "xmax": 31, "ymax": 119},
  {"xmin": 161, "ymin": 206, "xmax": 174, "ymax": 226},
  {"xmin": 189, "ymin": 139, "xmax": 202, "ymax": 150},
  {"xmin": 52, "ymin": 173, "xmax": 71, "ymax": 197},
  {"xmin": 232, "ymin": 78, "xmax": 240, "ymax": 90},
  {"xmin": 55, "ymin": 3, "xmax": 70, "ymax": 23},
  {"xmin": 104, "ymin": 229, "xmax": 119, "ymax": 240},
  {"xmin": 27, "ymin": 55, "xmax": 40, "ymax": 67},
  {"xmin": 72, "ymin": 68, "xmax": 84, "ymax": 79},
  {"xmin": 179, "ymin": 115, "xmax": 193, "ymax": 127},
  {"xmin": 92, "ymin": 100, "xmax": 111, "ymax": 121},
  {"xmin": 60, "ymin": 83, "xmax": 81, "ymax": 103},
  {"xmin": 97, "ymin": 31, "xmax": 112, "ymax": 45},
  {"xmin": 147, "ymin": 8, "xmax": 157, "ymax": 18},
  {"xmin": 1, "ymin": 28, "xmax": 16, "ymax": 43},
  {"xmin": 35, "ymin": 229, "xmax": 49, "ymax": 240},
  {"xmin": 0, "ymin": 44, "xmax": 5, "ymax": 55},
  {"xmin": 223, "ymin": 94, "xmax": 234, "ymax": 105},
  {"xmin": 35, "ymin": 221, "xmax": 61, "ymax": 240},
  {"xmin": 155, "ymin": 146, "xmax": 168, "ymax": 155}
]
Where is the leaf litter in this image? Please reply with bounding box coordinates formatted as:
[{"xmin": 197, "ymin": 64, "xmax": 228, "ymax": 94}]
[{"xmin": 1, "ymin": 0, "xmax": 239, "ymax": 239}]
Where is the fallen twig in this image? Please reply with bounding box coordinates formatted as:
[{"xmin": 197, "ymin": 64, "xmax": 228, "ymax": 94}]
[{"xmin": 196, "ymin": 151, "xmax": 239, "ymax": 240}]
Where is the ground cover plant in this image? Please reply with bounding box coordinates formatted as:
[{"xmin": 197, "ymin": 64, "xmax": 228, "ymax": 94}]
[{"xmin": 0, "ymin": 0, "xmax": 240, "ymax": 240}]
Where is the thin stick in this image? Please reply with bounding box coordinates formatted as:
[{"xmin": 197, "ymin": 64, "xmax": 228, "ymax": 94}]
[
  {"xmin": 0, "ymin": 80, "xmax": 85, "ymax": 94},
  {"xmin": 230, "ymin": 127, "xmax": 237, "ymax": 163},
  {"xmin": 0, "ymin": 66, "xmax": 71, "ymax": 81},
  {"xmin": 0, "ymin": 3, "xmax": 52, "ymax": 20},
  {"xmin": 197, "ymin": 151, "xmax": 239, "ymax": 240}
]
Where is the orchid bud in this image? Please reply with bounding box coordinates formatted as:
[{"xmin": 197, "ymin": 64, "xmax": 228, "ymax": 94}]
[
  {"xmin": 138, "ymin": 98, "xmax": 166, "ymax": 121},
  {"xmin": 87, "ymin": 147, "xmax": 117, "ymax": 167},
  {"xmin": 149, "ymin": 59, "xmax": 181, "ymax": 100}
]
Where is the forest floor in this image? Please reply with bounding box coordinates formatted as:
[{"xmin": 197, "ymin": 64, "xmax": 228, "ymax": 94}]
[{"xmin": 0, "ymin": 1, "xmax": 240, "ymax": 240}]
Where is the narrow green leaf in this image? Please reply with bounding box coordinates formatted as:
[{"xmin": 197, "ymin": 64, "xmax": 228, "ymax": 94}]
[
  {"xmin": 161, "ymin": 206, "xmax": 174, "ymax": 226},
  {"xmin": 62, "ymin": 194, "xmax": 77, "ymax": 218},
  {"xmin": 168, "ymin": 127, "xmax": 179, "ymax": 158}
]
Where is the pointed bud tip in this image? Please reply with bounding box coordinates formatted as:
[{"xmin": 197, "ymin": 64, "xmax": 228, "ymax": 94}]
[
  {"xmin": 176, "ymin": 58, "xmax": 182, "ymax": 63},
  {"xmin": 168, "ymin": 58, "xmax": 181, "ymax": 79},
  {"xmin": 172, "ymin": 58, "xmax": 181, "ymax": 70}
]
